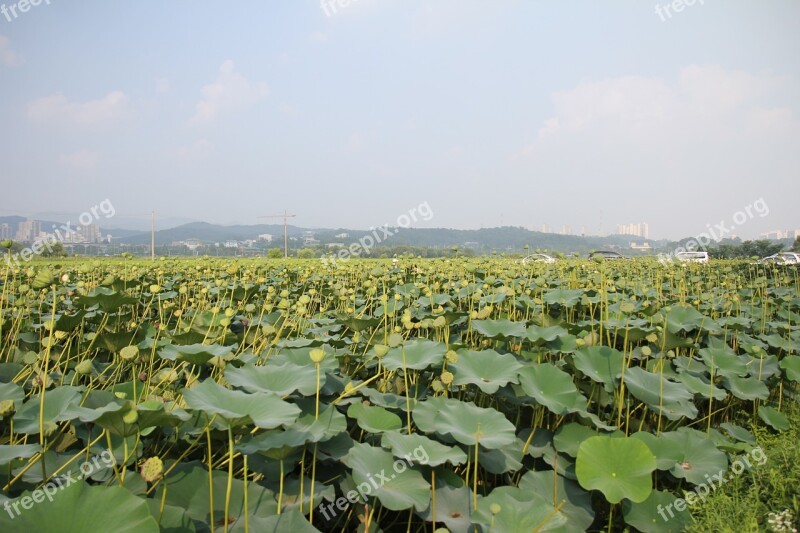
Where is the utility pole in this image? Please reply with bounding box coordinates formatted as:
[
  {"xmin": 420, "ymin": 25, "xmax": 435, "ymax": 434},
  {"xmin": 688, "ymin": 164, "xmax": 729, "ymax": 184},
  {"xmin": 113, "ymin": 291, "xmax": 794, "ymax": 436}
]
[
  {"xmin": 151, "ymin": 210, "xmax": 155, "ymax": 260},
  {"xmin": 258, "ymin": 211, "xmax": 296, "ymax": 258}
]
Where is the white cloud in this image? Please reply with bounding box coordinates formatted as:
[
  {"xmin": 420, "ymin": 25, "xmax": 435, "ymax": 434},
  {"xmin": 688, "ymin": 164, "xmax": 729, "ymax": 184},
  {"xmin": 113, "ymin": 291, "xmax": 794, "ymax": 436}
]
[
  {"xmin": 190, "ymin": 60, "xmax": 268, "ymax": 124},
  {"xmin": 0, "ymin": 35, "xmax": 21, "ymax": 67},
  {"xmin": 176, "ymin": 139, "xmax": 214, "ymax": 162},
  {"xmin": 155, "ymin": 77, "xmax": 170, "ymax": 94},
  {"xmin": 533, "ymin": 65, "xmax": 795, "ymax": 144},
  {"xmin": 59, "ymin": 150, "xmax": 100, "ymax": 171},
  {"xmin": 27, "ymin": 91, "xmax": 128, "ymax": 125}
]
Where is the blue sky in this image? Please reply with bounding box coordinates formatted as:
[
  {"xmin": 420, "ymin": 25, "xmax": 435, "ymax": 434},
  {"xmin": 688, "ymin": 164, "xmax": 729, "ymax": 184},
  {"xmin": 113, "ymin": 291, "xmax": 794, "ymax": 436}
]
[{"xmin": 0, "ymin": 0, "xmax": 798, "ymax": 238}]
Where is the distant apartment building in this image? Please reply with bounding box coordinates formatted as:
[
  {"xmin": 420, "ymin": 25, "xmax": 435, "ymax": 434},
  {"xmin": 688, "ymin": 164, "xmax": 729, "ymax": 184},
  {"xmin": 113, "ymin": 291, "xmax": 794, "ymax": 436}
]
[
  {"xmin": 15, "ymin": 219, "xmax": 41, "ymax": 242},
  {"xmin": 540, "ymin": 224, "xmax": 551, "ymax": 234},
  {"xmin": 616, "ymin": 223, "xmax": 650, "ymax": 239},
  {"xmin": 257, "ymin": 233, "xmax": 273, "ymax": 242},
  {"xmin": 761, "ymin": 229, "xmax": 800, "ymax": 240},
  {"xmin": 0, "ymin": 223, "xmax": 10, "ymax": 240}
]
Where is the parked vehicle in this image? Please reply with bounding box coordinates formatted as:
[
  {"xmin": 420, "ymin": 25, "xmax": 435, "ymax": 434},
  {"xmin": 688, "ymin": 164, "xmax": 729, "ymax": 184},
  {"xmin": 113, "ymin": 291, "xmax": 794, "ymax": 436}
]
[
  {"xmin": 589, "ymin": 250, "xmax": 625, "ymax": 260},
  {"xmin": 522, "ymin": 253, "xmax": 556, "ymax": 264},
  {"xmin": 676, "ymin": 251, "xmax": 709, "ymax": 264},
  {"xmin": 756, "ymin": 252, "xmax": 800, "ymax": 265}
]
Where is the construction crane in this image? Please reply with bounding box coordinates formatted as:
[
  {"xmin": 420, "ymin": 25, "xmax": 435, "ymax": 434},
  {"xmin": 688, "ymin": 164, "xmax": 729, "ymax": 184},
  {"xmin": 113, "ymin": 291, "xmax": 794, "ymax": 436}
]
[{"xmin": 258, "ymin": 211, "xmax": 296, "ymax": 258}]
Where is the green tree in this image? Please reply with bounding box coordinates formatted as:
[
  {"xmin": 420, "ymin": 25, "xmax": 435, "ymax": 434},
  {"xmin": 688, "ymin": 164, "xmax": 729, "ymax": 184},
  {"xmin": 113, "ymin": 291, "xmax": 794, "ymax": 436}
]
[
  {"xmin": 40, "ymin": 242, "xmax": 67, "ymax": 257},
  {"xmin": 296, "ymin": 248, "xmax": 316, "ymax": 259},
  {"xmin": 266, "ymin": 248, "xmax": 283, "ymax": 259},
  {"xmin": 792, "ymin": 236, "xmax": 800, "ymax": 253}
]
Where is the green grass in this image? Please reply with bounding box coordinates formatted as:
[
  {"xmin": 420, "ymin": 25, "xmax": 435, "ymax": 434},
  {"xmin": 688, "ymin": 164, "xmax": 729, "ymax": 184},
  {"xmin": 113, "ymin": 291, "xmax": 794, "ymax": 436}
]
[{"xmin": 687, "ymin": 400, "xmax": 800, "ymax": 533}]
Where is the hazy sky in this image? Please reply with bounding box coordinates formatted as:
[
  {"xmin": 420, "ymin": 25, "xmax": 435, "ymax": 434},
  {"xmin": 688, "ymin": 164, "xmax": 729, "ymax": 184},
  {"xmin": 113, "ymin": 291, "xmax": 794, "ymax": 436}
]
[{"xmin": 1, "ymin": 1, "xmax": 798, "ymax": 238}]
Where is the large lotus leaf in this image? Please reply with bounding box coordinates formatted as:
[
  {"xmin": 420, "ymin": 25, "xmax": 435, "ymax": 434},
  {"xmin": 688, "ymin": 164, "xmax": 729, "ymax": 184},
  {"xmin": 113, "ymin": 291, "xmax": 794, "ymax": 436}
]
[
  {"xmin": 0, "ymin": 444, "xmax": 41, "ymax": 467},
  {"xmin": 233, "ymin": 508, "xmax": 318, "ymax": 533},
  {"xmin": 630, "ymin": 432, "xmax": 683, "ymax": 470},
  {"xmin": 544, "ymin": 288, "xmax": 584, "ymax": 307},
  {"xmin": 553, "ymin": 423, "xmax": 604, "ymax": 457},
  {"xmin": 382, "ymin": 339, "xmax": 446, "ymax": 371},
  {"xmin": 472, "ymin": 486, "xmax": 567, "ymax": 532},
  {"xmin": 381, "ymin": 431, "xmax": 467, "ymax": 467},
  {"xmin": 779, "ymin": 355, "xmax": 800, "ymax": 381},
  {"xmin": 676, "ymin": 372, "xmax": 728, "ymax": 401},
  {"xmin": 518, "ymin": 363, "xmax": 582, "ymax": 415},
  {"xmin": 70, "ymin": 395, "xmax": 139, "ymax": 437},
  {"xmin": 12, "ymin": 385, "xmax": 83, "ymax": 434},
  {"xmin": 273, "ymin": 476, "xmax": 335, "ymax": 513},
  {"xmin": 471, "ymin": 319, "xmax": 526, "ymax": 338},
  {"xmin": 722, "ymin": 375, "xmax": 769, "ymax": 401},
  {"xmin": 0, "ymin": 381, "xmax": 24, "ymax": 409},
  {"xmin": 237, "ymin": 404, "xmax": 347, "ymax": 453},
  {"xmin": 159, "ymin": 343, "xmax": 235, "ymax": 365},
  {"xmin": 623, "ymin": 366, "xmax": 697, "ymax": 420},
  {"xmin": 473, "ymin": 438, "xmax": 525, "ymax": 474},
  {"xmin": 75, "ymin": 287, "xmax": 139, "ymax": 311},
  {"xmin": 698, "ymin": 345, "xmax": 747, "ymax": 377},
  {"xmin": 347, "ymin": 402, "xmax": 402, "ymax": 433},
  {"xmin": 136, "ymin": 400, "xmax": 191, "ymax": 430},
  {"xmin": 358, "ymin": 386, "xmax": 416, "ymax": 412},
  {"xmin": 622, "ymin": 489, "xmax": 692, "ymax": 533},
  {"xmin": 411, "ymin": 396, "xmax": 464, "ymax": 436},
  {"xmin": 572, "ymin": 346, "xmax": 625, "ymax": 392},
  {"xmin": 341, "ymin": 442, "xmax": 431, "ymax": 512},
  {"xmin": 665, "ymin": 306, "xmax": 709, "ymax": 334},
  {"xmin": 743, "ymin": 354, "xmax": 781, "ymax": 379},
  {"xmin": 433, "ymin": 400, "xmax": 517, "ymax": 449},
  {"xmin": 758, "ymin": 405, "xmax": 790, "ymax": 431},
  {"xmin": 182, "ymin": 379, "xmax": 300, "ymax": 429},
  {"xmin": 0, "ymin": 481, "xmax": 158, "ymax": 532},
  {"xmin": 526, "ymin": 324, "xmax": 569, "ymax": 344},
  {"xmin": 225, "ymin": 361, "xmax": 321, "ymax": 396},
  {"xmin": 661, "ymin": 429, "xmax": 728, "ymax": 485},
  {"xmin": 157, "ymin": 461, "xmax": 278, "ymax": 527},
  {"xmin": 145, "ymin": 500, "xmax": 196, "ymax": 533},
  {"xmin": 451, "ymin": 349, "xmax": 522, "ymax": 393},
  {"xmin": 761, "ymin": 334, "xmax": 795, "ymax": 353},
  {"xmin": 518, "ymin": 470, "xmax": 595, "ymax": 532},
  {"xmin": 416, "ymin": 484, "xmax": 473, "ymax": 531},
  {"xmin": 719, "ymin": 423, "xmax": 756, "ymax": 445},
  {"xmin": 576, "ymin": 436, "xmax": 656, "ymax": 504}
]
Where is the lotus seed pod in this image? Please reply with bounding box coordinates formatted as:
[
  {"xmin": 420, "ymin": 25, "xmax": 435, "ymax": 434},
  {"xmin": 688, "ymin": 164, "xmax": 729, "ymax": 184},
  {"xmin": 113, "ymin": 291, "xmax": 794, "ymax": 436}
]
[
  {"xmin": 309, "ymin": 348, "xmax": 326, "ymax": 363},
  {"xmin": 140, "ymin": 457, "xmax": 164, "ymax": 483},
  {"xmin": 120, "ymin": 345, "xmax": 139, "ymax": 360},
  {"xmin": 373, "ymin": 344, "xmax": 389, "ymax": 357},
  {"xmin": 440, "ymin": 371, "xmax": 454, "ymax": 385},
  {"xmin": 75, "ymin": 359, "xmax": 93, "ymax": 375},
  {"xmin": 149, "ymin": 284, "xmax": 161, "ymax": 294},
  {"xmin": 123, "ymin": 409, "xmax": 139, "ymax": 425},
  {"xmin": 445, "ymin": 350, "xmax": 458, "ymax": 364},
  {"xmin": 0, "ymin": 399, "xmax": 15, "ymax": 417}
]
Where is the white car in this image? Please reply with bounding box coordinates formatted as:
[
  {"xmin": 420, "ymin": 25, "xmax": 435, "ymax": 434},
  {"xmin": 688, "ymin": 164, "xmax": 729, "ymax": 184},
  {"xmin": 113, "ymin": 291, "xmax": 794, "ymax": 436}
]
[
  {"xmin": 676, "ymin": 251, "xmax": 709, "ymax": 264},
  {"xmin": 522, "ymin": 253, "xmax": 556, "ymax": 264},
  {"xmin": 758, "ymin": 252, "xmax": 800, "ymax": 265}
]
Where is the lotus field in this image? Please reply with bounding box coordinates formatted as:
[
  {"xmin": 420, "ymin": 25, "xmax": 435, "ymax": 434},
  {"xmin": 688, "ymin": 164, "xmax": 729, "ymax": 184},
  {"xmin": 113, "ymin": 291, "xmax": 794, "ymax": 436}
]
[{"xmin": 0, "ymin": 257, "xmax": 797, "ymax": 532}]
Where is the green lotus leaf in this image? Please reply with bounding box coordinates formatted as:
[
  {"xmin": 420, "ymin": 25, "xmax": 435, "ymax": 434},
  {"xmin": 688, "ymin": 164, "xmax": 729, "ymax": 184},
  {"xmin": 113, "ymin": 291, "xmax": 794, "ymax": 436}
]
[
  {"xmin": 417, "ymin": 484, "xmax": 473, "ymax": 531},
  {"xmin": 662, "ymin": 429, "xmax": 728, "ymax": 485},
  {"xmin": 471, "ymin": 319, "xmax": 526, "ymax": 338},
  {"xmin": 676, "ymin": 372, "xmax": 728, "ymax": 400},
  {"xmin": 75, "ymin": 287, "xmax": 138, "ymax": 311},
  {"xmin": 381, "ymin": 430, "xmax": 467, "ymax": 467},
  {"xmin": 553, "ymin": 423, "xmax": 604, "ymax": 457},
  {"xmin": 159, "ymin": 343, "xmax": 235, "ymax": 365},
  {"xmin": 518, "ymin": 363, "xmax": 582, "ymax": 415},
  {"xmin": 341, "ymin": 442, "xmax": 431, "ymax": 512},
  {"xmin": 237, "ymin": 403, "xmax": 347, "ymax": 453},
  {"xmin": 225, "ymin": 361, "xmax": 322, "ymax": 396},
  {"xmin": 572, "ymin": 346, "xmax": 625, "ymax": 392},
  {"xmin": 758, "ymin": 405, "xmax": 790, "ymax": 431},
  {"xmin": 722, "ymin": 375, "xmax": 769, "ymax": 401},
  {"xmin": 347, "ymin": 402, "xmax": 402, "ymax": 433},
  {"xmin": 544, "ymin": 288, "xmax": 584, "ymax": 307},
  {"xmin": 518, "ymin": 470, "xmax": 595, "ymax": 532},
  {"xmin": 0, "ymin": 444, "xmax": 41, "ymax": 467},
  {"xmin": 622, "ymin": 489, "xmax": 692, "ymax": 533},
  {"xmin": 719, "ymin": 423, "xmax": 756, "ymax": 445},
  {"xmin": 526, "ymin": 324, "xmax": 569, "ymax": 344},
  {"xmin": 472, "ymin": 486, "xmax": 567, "ymax": 532},
  {"xmin": 451, "ymin": 349, "xmax": 522, "ymax": 393},
  {"xmin": 779, "ymin": 355, "xmax": 800, "ymax": 381},
  {"xmin": 0, "ymin": 481, "xmax": 158, "ymax": 532},
  {"xmin": 433, "ymin": 400, "xmax": 516, "ymax": 449},
  {"xmin": 665, "ymin": 306, "xmax": 709, "ymax": 334},
  {"xmin": 575, "ymin": 436, "xmax": 656, "ymax": 504},
  {"xmin": 382, "ymin": 339, "xmax": 446, "ymax": 371},
  {"xmin": 13, "ymin": 386, "xmax": 83, "ymax": 434},
  {"xmin": 182, "ymin": 378, "xmax": 301, "ymax": 429},
  {"xmin": 623, "ymin": 366, "xmax": 697, "ymax": 420},
  {"xmin": 157, "ymin": 461, "xmax": 278, "ymax": 526},
  {"xmin": 630, "ymin": 432, "xmax": 683, "ymax": 470},
  {"xmin": 698, "ymin": 345, "xmax": 747, "ymax": 377}
]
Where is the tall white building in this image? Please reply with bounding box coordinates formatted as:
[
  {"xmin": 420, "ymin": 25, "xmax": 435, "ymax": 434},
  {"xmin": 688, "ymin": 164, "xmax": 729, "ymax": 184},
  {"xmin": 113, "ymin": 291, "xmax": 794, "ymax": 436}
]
[
  {"xmin": 616, "ymin": 223, "xmax": 650, "ymax": 239},
  {"xmin": 15, "ymin": 219, "xmax": 41, "ymax": 242}
]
